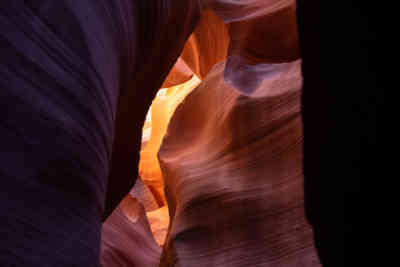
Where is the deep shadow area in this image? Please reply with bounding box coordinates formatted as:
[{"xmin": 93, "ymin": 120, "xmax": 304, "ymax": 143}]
[{"xmin": 298, "ymin": 1, "xmax": 377, "ymax": 265}]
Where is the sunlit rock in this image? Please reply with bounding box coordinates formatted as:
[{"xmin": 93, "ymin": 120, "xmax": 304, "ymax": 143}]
[
  {"xmin": 147, "ymin": 206, "xmax": 170, "ymax": 246},
  {"xmin": 139, "ymin": 74, "xmax": 201, "ymax": 206}
]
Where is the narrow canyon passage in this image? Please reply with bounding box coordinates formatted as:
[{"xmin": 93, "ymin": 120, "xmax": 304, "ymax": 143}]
[
  {"xmin": 0, "ymin": 0, "xmax": 369, "ymax": 266},
  {"xmin": 100, "ymin": 57, "xmax": 203, "ymax": 266},
  {"xmin": 100, "ymin": 3, "xmax": 321, "ymax": 266},
  {"xmin": 137, "ymin": 66, "xmax": 201, "ymax": 245}
]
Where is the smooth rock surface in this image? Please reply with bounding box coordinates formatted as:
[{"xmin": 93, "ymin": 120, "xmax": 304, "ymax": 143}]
[
  {"xmin": 130, "ymin": 177, "xmax": 160, "ymax": 212},
  {"xmin": 100, "ymin": 196, "xmax": 161, "ymax": 267},
  {"xmin": 158, "ymin": 59, "xmax": 321, "ymax": 266},
  {"xmin": 139, "ymin": 75, "xmax": 201, "ymax": 206},
  {"xmin": 0, "ymin": 1, "xmax": 200, "ymax": 265}
]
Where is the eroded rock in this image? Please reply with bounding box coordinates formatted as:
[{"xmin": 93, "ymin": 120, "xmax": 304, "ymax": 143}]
[
  {"xmin": 158, "ymin": 59, "xmax": 321, "ymax": 266},
  {"xmin": 101, "ymin": 196, "xmax": 161, "ymax": 267}
]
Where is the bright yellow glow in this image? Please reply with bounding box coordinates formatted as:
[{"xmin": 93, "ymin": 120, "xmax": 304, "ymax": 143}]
[{"xmin": 139, "ymin": 75, "xmax": 201, "ymax": 245}]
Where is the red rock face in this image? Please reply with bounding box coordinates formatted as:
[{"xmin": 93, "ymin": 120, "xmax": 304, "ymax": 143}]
[
  {"xmin": 180, "ymin": 9, "xmax": 230, "ymax": 79},
  {"xmin": 226, "ymin": 3, "xmax": 300, "ymax": 64},
  {"xmin": 158, "ymin": 59, "xmax": 320, "ymax": 266},
  {"xmin": 154, "ymin": 2, "xmax": 321, "ymax": 266},
  {"xmin": 2, "ymin": 0, "xmax": 367, "ymax": 266},
  {"xmin": 100, "ymin": 196, "xmax": 162, "ymax": 267},
  {"xmin": 103, "ymin": 0, "xmax": 202, "ymax": 220},
  {"xmin": 102, "ymin": 1, "xmax": 321, "ymax": 266}
]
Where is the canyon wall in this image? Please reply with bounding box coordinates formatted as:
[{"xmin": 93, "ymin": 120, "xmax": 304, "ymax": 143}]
[{"xmin": 158, "ymin": 59, "xmax": 320, "ymax": 266}]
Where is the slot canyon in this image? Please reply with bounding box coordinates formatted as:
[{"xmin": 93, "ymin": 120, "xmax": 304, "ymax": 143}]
[{"xmin": 1, "ymin": 0, "xmax": 372, "ymax": 266}]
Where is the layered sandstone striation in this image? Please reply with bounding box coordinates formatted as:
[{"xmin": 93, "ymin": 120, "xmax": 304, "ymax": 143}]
[
  {"xmin": 158, "ymin": 59, "xmax": 320, "ymax": 266},
  {"xmin": 102, "ymin": 1, "xmax": 321, "ymax": 266}
]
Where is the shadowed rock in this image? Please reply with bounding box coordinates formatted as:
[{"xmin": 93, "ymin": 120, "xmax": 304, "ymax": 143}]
[
  {"xmin": 101, "ymin": 196, "xmax": 162, "ymax": 267},
  {"xmin": 0, "ymin": 0, "xmax": 368, "ymax": 265},
  {"xmin": 130, "ymin": 177, "xmax": 160, "ymax": 212},
  {"xmin": 0, "ymin": 1, "xmax": 200, "ymax": 265}
]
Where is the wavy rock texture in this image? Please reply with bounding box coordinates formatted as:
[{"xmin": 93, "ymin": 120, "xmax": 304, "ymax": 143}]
[
  {"xmin": 101, "ymin": 58, "xmax": 202, "ymax": 265},
  {"xmin": 138, "ymin": 74, "xmax": 202, "ymax": 246},
  {"xmin": 0, "ymin": 0, "xmax": 340, "ymax": 266},
  {"xmin": 100, "ymin": 196, "xmax": 161, "ymax": 267},
  {"xmin": 103, "ymin": 0, "xmax": 201, "ymax": 220},
  {"xmin": 139, "ymin": 75, "xmax": 201, "ymax": 206},
  {"xmin": 158, "ymin": 59, "xmax": 321, "ymax": 266},
  {"xmin": 1, "ymin": 1, "xmax": 201, "ymax": 265}
]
